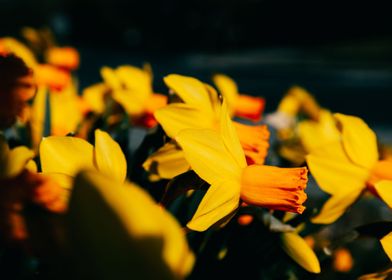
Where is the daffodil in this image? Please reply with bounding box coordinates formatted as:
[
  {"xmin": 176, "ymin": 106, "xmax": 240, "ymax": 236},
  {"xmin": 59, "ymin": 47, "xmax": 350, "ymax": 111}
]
[
  {"xmin": 0, "ymin": 136, "xmax": 64, "ymax": 241},
  {"xmin": 143, "ymin": 75, "xmax": 270, "ymax": 180},
  {"xmin": 68, "ymin": 169, "xmax": 194, "ymax": 279},
  {"xmin": 100, "ymin": 64, "xmax": 167, "ymax": 128},
  {"xmin": 39, "ymin": 129, "xmax": 127, "ymax": 202},
  {"xmin": 174, "ymin": 101, "xmax": 307, "ymax": 231},
  {"xmin": 213, "ymin": 74, "xmax": 265, "ymax": 122},
  {"xmin": 306, "ymin": 113, "xmax": 392, "ymax": 225}
]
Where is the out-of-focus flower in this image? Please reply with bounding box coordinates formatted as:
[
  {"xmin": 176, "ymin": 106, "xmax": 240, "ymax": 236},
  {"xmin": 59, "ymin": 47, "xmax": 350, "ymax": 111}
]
[
  {"xmin": 45, "ymin": 47, "xmax": 80, "ymax": 71},
  {"xmin": 68, "ymin": 169, "xmax": 194, "ymax": 279},
  {"xmin": 307, "ymin": 113, "xmax": 392, "ymax": 225},
  {"xmin": 0, "ymin": 37, "xmax": 37, "ymax": 68},
  {"xmin": 175, "ymin": 101, "xmax": 307, "ymax": 231},
  {"xmin": 0, "ymin": 136, "xmax": 64, "ymax": 242},
  {"xmin": 144, "ymin": 75, "xmax": 270, "ymax": 179},
  {"xmin": 0, "ymin": 53, "xmax": 36, "ymax": 129},
  {"xmin": 100, "ymin": 64, "xmax": 167, "ymax": 128},
  {"xmin": 332, "ymin": 248, "xmax": 353, "ymax": 272},
  {"xmin": 213, "ymin": 74, "xmax": 265, "ymax": 122},
  {"xmin": 81, "ymin": 83, "xmax": 109, "ymax": 114},
  {"xmin": 39, "ymin": 129, "xmax": 127, "ymax": 202}
]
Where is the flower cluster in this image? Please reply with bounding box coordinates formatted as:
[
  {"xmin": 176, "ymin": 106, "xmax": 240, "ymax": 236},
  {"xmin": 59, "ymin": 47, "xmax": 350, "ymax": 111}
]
[{"xmin": 0, "ymin": 30, "xmax": 391, "ymax": 279}]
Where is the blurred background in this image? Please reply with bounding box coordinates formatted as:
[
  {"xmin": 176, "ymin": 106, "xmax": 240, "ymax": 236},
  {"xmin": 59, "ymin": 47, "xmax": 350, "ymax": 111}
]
[{"xmin": 1, "ymin": 0, "xmax": 392, "ymax": 126}]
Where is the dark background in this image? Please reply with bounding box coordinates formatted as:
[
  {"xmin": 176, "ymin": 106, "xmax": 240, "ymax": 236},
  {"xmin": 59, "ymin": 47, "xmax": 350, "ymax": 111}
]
[{"xmin": 1, "ymin": 0, "xmax": 392, "ymax": 125}]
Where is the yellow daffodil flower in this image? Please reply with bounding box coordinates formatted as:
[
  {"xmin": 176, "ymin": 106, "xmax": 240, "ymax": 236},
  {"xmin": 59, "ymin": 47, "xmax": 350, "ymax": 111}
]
[
  {"xmin": 174, "ymin": 101, "xmax": 307, "ymax": 231},
  {"xmin": 306, "ymin": 113, "xmax": 392, "ymax": 225},
  {"xmin": 100, "ymin": 64, "xmax": 167, "ymax": 127},
  {"xmin": 144, "ymin": 74, "xmax": 269, "ymax": 180},
  {"xmin": 68, "ymin": 169, "xmax": 195, "ymax": 279},
  {"xmin": 39, "ymin": 129, "xmax": 127, "ymax": 202},
  {"xmin": 213, "ymin": 74, "xmax": 265, "ymax": 122}
]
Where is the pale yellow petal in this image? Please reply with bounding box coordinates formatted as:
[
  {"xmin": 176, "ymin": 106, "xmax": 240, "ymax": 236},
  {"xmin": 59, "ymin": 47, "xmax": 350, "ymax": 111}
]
[
  {"xmin": 306, "ymin": 143, "xmax": 369, "ymax": 195},
  {"xmin": 155, "ymin": 103, "xmax": 214, "ymax": 138},
  {"xmin": 94, "ymin": 130, "xmax": 127, "ymax": 182},
  {"xmin": 380, "ymin": 232, "xmax": 392, "ymax": 261},
  {"xmin": 334, "ymin": 113, "xmax": 378, "ymax": 169},
  {"xmin": 187, "ymin": 181, "xmax": 240, "ymax": 231},
  {"xmin": 115, "ymin": 65, "xmax": 152, "ymax": 102},
  {"xmin": 298, "ymin": 110, "xmax": 340, "ymax": 153},
  {"xmin": 374, "ymin": 180, "xmax": 392, "ymax": 208},
  {"xmin": 219, "ymin": 100, "xmax": 247, "ymax": 168},
  {"xmin": 176, "ymin": 129, "xmax": 242, "ymax": 185},
  {"xmin": 143, "ymin": 142, "xmax": 190, "ymax": 179},
  {"xmin": 40, "ymin": 136, "xmax": 94, "ymax": 176},
  {"xmin": 164, "ymin": 74, "xmax": 212, "ymax": 111},
  {"xmin": 112, "ymin": 89, "xmax": 145, "ymax": 115},
  {"xmin": 311, "ymin": 189, "xmax": 363, "ymax": 224},
  {"xmin": 212, "ymin": 74, "xmax": 239, "ymax": 114},
  {"xmin": 281, "ymin": 232, "xmax": 321, "ymax": 273}
]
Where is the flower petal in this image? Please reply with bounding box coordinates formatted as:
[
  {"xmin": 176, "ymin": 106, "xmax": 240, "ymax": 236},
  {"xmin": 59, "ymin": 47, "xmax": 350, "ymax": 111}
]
[
  {"xmin": 143, "ymin": 142, "xmax": 190, "ymax": 179},
  {"xmin": 212, "ymin": 74, "xmax": 238, "ymax": 113},
  {"xmin": 155, "ymin": 103, "xmax": 214, "ymax": 138},
  {"xmin": 306, "ymin": 143, "xmax": 369, "ymax": 195},
  {"xmin": 220, "ymin": 100, "xmax": 247, "ymax": 168},
  {"xmin": 335, "ymin": 113, "xmax": 378, "ymax": 169},
  {"xmin": 311, "ymin": 189, "xmax": 363, "ymax": 224},
  {"xmin": 187, "ymin": 181, "xmax": 240, "ymax": 231},
  {"xmin": 281, "ymin": 232, "xmax": 321, "ymax": 273},
  {"xmin": 101, "ymin": 66, "xmax": 121, "ymax": 90},
  {"xmin": 0, "ymin": 145, "xmax": 35, "ymax": 178},
  {"xmin": 374, "ymin": 180, "xmax": 392, "ymax": 208},
  {"xmin": 164, "ymin": 74, "xmax": 212, "ymax": 112},
  {"xmin": 40, "ymin": 136, "xmax": 94, "ymax": 176},
  {"xmin": 94, "ymin": 130, "xmax": 127, "ymax": 182},
  {"xmin": 380, "ymin": 231, "xmax": 392, "ymax": 261},
  {"xmin": 69, "ymin": 169, "xmax": 194, "ymax": 278},
  {"xmin": 176, "ymin": 129, "xmax": 242, "ymax": 185}
]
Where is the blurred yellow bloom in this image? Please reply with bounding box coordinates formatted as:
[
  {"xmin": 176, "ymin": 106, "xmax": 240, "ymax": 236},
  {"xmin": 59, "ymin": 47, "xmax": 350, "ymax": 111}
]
[
  {"xmin": 40, "ymin": 129, "xmax": 127, "ymax": 195},
  {"xmin": 175, "ymin": 101, "xmax": 307, "ymax": 231},
  {"xmin": 213, "ymin": 74, "xmax": 265, "ymax": 122},
  {"xmin": 306, "ymin": 113, "xmax": 392, "ymax": 226},
  {"xmin": 100, "ymin": 64, "xmax": 167, "ymax": 127},
  {"xmin": 69, "ymin": 169, "xmax": 194, "ymax": 279},
  {"xmin": 45, "ymin": 46, "xmax": 80, "ymax": 70},
  {"xmin": 0, "ymin": 37, "xmax": 38, "ymax": 68},
  {"xmin": 145, "ymin": 74, "xmax": 269, "ymax": 179}
]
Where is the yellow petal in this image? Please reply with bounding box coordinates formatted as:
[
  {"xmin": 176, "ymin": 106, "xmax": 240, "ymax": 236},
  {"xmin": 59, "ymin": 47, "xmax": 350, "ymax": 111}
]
[
  {"xmin": 164, "ymin": 74, "xmax": 213, "ymax": 112},
  {"xmin": 298, "ymin": 110, "xmax": 340, "ymax": 153},
  {"xmin": 281, "ymin": 232, "xmax": 321, "ymax": 273},
  {"xmin": 306, "ymin": 143, "xmax": 369, "ymax": 195},
  {"xmin": 176, "ymin": 129, "xmax": 242, "ymax": 186},
  {"xmin": 45, "ymin": 172, "xmax": 73, "ymax": 190},
  {"xmin": 94, "ymin": 130, "xmax": 127, "ymax": 182},
  {"xmin": 155, "ymin": 103, "xmax": 214, "ymax": 138},
  {"xmin": 115, "ymin": 65, "xmax": 152, "ymax": 101},
  {"xmin": 101, "ymin": 66, "xmax": 122, "ymax": 90},
  {"xmin": 374, "ymin": 180, "xmax": 392, "ymax": 208},
  {"xmin": 380, "ymin": 231, "xmax": 392, "ymax": 261},
  {"xmin": 334, "ymin": 113, "xmax": 378, "ymax": 169},
  {"xmin": 112, "ymin": 89, "xmax": 145, "ymax": 115},
  {"xmin": 70, "ymin": 169, "xmax": 194, "ymax": 278},
  {"xmin": 143, "ymin": 142, "xmax": 190, "ymax": 179},
  {"xmin": 219, "ymin": 100, "xmax": 247, "ymax": 168},
  {"xmin": 212, "ymin": 74, "xmax": 239, "ymax": 114},
  {"xmin": 2, "ymin": 146, "xmax": 35, "ymax": 178},
  {"xmin": 187, "ymin": 181, "xmax": 240, "ymax": 231},
  {"xmin": 40, "ymin": 136, "xmax": 94, "ymax": 176},
  {"xmin": 311, "ymin": 189, "xmax": 363, "ymax": 224},
  {"xmin": 82, "ymin": 83, "xmax": 108, "ymax": 114}
]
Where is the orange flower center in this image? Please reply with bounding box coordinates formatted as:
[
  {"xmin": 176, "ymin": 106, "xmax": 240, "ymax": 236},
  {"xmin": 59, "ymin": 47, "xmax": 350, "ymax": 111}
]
[{"xmin": 240, "ymin": 165, "xmax": 308, "ymax": 213}]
